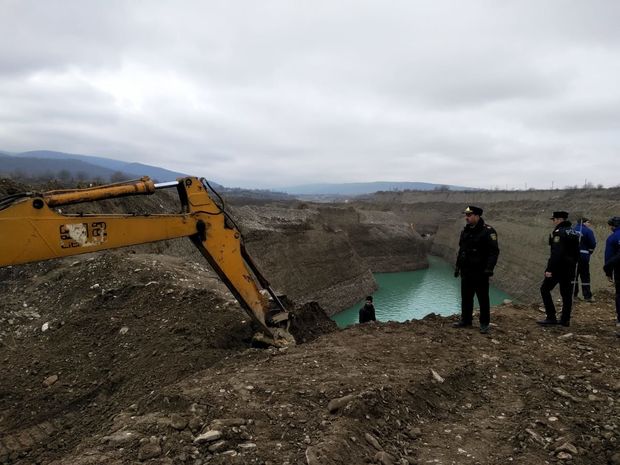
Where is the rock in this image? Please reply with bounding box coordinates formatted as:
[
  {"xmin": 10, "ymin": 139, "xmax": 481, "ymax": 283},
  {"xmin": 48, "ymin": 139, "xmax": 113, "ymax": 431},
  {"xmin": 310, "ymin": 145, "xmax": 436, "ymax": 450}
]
[
  {"xmin": 41, "ymin": 322, "xmax": 49, "ymax": 332},
  {"xmin": 16, "ymin": 431, "xmax": 34, "ymax": 448},
  {"xmin": 555, "ymin": 442, "xmax": 578, "ymax": 455},
  {"xmin": 43, "ymin": 375, "xmax": 58, "ymax": 387},
  {"xmin": 551, "ymin": 387, "xmax": 581, "ymax": 402},
  {"xmin": 305, "ymin": 446, "xmax": 320, "ymax": 465},
  {"xmin": 610, "ymin": 452, "xmax": 620, "ymax": 465},
  {"xmin": 102, "ymin": 430, "xmax": 139, "ymax": 445},
  {"xmin": 556, "ymin": 451, "xmax": 572, "ymax": 461},
  {"xmin": 430, "ymin": 369, "xmax": 444, "ymax": 383},
  {"xmin": 525, "ymin": 428, "xmax": 545, "ymax": 445},
  {"xmin": 407, "ymin": 427, "xmax": 422, "ymax": 439},
  {"xmin": 374, "ymin": 451, "xmax": 396, "ymax": 465},
  {"xmin": 327, "ymin": 394, "xmax": 356, "ymax": 413},
  {"xmin": 188, "ymin": 416, "xmax": 203, "ymax": 433},
  {"xmin": 170, "ymin": 414, "xmax": 188, "ymax": 431},
  {"xmin": 119, "ymin": 326, "xmax": 129, "ymax": 335},
  {"xmin": 208, "ymin": 440, "xmax": 228, "ymax": 453},
  {"xmin": 194, "ymin": 430, "xmax": 222, "ymax": 443},
  {"xmin": 365, "ymin": 432, "xmax": 382, "ymax": 451},
  {"xmin": 238, "ymin": 442, "xmax": 256, "ymax": 449},
  {"xmin": 558, "ymin": 333, "xmax": 573, "ymax": 339},
  {"xmin": 503, "ymin": 299, "xmax": 512, "ymax": 305},
  {"xmin": 138, "ymin": 442, "xmax": 162, "ymax": 460},
  {"xmin": 209, "ymin": 418, "xmax": 247, "ymax": 428}
]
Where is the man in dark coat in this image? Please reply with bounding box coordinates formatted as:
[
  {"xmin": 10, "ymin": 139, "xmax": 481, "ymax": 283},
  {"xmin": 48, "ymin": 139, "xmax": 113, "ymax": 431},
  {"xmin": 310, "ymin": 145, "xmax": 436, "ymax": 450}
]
[
  {"xmin": 603, "ymin": 216, "xmax": 620, "ymax": 333},
  {"xmin": 453, "ymin": 206, "xmax": 500, "ymax": 334},
  {"xmin": 359, "ymin": 295, "xmax": 376, "ymax": 324},
  {"xmin": 538, "ymin": 211, "xmax": 580, "ymax": 327}
]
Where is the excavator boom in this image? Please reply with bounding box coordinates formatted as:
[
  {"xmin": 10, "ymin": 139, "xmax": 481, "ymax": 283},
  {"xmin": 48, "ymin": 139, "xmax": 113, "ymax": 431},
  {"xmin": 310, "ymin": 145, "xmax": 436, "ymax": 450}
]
[{"xmin": 0, "ymin": 176, "xmax": 293, "ymax": 346}]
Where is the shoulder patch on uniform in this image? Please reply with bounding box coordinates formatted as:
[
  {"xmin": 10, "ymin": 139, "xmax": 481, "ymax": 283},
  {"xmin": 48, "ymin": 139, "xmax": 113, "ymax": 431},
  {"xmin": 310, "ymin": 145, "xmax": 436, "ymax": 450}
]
[
  {"xmin": 554, "ymin": 236, "xmax": 560, "ymax": 243},
  {"xmin": 490, "ymin": 233, "xmax": 497, "ymax": 241}
]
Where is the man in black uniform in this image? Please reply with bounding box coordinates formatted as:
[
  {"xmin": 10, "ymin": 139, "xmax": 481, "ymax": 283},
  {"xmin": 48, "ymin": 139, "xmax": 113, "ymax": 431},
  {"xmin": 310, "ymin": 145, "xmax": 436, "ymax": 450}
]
[
  {"xmin": 538, "ymin": 211, "xmax": 580, "ymax": 327},
  {"xmin": 453, "ymin": 206, "xmax": 500, "ymax": 334}
]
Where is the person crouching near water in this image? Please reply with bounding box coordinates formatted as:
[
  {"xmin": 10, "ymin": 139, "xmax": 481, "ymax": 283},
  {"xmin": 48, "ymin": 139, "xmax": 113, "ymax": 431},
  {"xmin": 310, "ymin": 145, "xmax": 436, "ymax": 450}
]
[{"xmin": 359, "ymin": 296, "xmax": 377, "ymax": 324}]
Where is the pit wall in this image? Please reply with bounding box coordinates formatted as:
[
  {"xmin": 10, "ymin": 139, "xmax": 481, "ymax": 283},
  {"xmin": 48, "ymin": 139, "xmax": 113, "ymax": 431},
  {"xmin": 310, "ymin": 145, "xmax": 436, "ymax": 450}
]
[{"xmin": 231, "ymin": 204, "xmax": 430, "ymax": 315}]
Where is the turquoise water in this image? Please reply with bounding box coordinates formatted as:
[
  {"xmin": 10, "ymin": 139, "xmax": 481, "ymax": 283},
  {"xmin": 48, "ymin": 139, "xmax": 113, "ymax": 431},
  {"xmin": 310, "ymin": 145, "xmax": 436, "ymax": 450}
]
[{"xmin": 332, "ymin": 255, "xmax": 512, "ymax": 328}]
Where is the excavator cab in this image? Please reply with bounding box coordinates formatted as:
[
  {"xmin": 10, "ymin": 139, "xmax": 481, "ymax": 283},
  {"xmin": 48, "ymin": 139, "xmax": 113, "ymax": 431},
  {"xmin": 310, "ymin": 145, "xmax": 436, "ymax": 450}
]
[{"xmin": 0, "ymin": 176, "xmax": 294, "ymax": 347}]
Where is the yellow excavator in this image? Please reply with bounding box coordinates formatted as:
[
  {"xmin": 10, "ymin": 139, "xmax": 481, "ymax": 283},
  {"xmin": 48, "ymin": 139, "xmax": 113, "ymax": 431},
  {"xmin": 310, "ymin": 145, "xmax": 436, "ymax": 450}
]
[{"xmin": 0, "ymin": 176, "xmax": 294, "ymax": 346}]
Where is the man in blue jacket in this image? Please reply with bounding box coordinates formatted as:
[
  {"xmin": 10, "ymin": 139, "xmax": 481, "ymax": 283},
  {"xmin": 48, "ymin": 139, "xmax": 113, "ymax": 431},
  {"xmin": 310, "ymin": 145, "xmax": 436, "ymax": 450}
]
[
  {"xmin": 603, "ymin": 216, "xmax": 620, "ymax": 330},
  {"xmin": 572, "ymin": 218, "xmax": 596, "ymax": 302}
]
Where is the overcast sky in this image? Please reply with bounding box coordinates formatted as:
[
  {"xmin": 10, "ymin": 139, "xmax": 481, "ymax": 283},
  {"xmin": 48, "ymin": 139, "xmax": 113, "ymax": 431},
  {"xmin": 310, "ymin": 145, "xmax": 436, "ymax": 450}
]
[{"xmin": 1, "ymin": 0, "xmax": 619, "ymax": 189}]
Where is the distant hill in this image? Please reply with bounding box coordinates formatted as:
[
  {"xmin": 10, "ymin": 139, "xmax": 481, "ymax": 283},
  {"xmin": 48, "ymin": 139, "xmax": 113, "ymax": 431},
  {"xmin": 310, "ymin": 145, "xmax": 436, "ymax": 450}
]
[
  {"xmin": 10, "ymin": 150, "xmax": 187, "ymax": 182},
  {"xmin": 0, "ymin": 154, "xmax": 129, "ymax": 182},
  {"xmin": 0, "ymin": 150, "xmax": 289, "ymax": 201},
  {"xmin": 279, "ymin": 181, "xmax": 472, "ymax": 196}
]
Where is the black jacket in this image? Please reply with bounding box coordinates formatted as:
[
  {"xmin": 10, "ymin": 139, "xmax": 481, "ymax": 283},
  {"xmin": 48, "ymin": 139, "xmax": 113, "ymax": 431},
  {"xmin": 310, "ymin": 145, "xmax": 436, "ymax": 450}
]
[
  {"xmin": 455, "ymin": 218, "xmax": 499, "ymax": 276},
  {"xmin": 359, "ymin": 303, "xmax": 376, "ymax": 323},
  {"xmin": 546, "ymin": 220, "xmax": 580, "ymax": 275}
]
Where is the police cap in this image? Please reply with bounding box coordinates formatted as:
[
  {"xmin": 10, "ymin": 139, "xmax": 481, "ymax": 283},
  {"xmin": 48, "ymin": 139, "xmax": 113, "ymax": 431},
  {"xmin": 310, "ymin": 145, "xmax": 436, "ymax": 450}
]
[
  {"xmin": 550, "ymin": 211, "xmax": 569, "ymax": 220},
  {"xmin": 463, "ymin": 206, "xmax": 483, "ymax": 216}
]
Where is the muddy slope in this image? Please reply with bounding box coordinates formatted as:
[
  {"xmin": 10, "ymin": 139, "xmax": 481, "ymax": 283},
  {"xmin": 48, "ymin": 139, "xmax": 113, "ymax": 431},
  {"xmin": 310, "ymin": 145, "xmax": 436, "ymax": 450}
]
[{"xmin": 0, "ymin": 252, "xmax": 337, "ymax": 464}]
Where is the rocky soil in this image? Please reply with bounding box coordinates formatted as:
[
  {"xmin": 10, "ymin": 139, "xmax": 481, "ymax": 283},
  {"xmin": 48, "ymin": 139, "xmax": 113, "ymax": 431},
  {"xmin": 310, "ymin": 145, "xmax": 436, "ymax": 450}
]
[
  {"xmin": 1, "ymin": 250, "xmax": 620, "ymax": 465},
  {"xmin": 3, "ymin": 179, "xmax": 620, "ymax": 465}
]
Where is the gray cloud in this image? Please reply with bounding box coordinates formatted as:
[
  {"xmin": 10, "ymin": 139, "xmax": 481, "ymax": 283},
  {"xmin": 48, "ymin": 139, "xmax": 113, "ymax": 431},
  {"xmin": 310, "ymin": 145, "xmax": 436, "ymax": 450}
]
[{"xmin": 1, "ymin": 0, "xmax": 619, "ymax": 189}]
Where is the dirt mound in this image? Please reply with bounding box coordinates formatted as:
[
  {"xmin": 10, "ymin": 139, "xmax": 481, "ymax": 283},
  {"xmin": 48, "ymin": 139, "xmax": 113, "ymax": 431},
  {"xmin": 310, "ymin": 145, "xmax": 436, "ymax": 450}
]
[
  {"xmin": 0, "ymin": 252, "xmax": 255, "ymax": 462},
  {"xmin": 288, "ymin": 300, "xmax": 338, "ymax": 343},
  {"xmin": 3, "ymin": 267, "xmax": 620, "ymax": 465}
]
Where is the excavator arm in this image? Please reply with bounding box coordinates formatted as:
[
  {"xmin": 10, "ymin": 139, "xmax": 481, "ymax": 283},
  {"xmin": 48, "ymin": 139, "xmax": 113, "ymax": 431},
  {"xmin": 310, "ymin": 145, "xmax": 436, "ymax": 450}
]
[{"xmin": 0, "ymin": 176, "xmax": 294, "ymax": 346}]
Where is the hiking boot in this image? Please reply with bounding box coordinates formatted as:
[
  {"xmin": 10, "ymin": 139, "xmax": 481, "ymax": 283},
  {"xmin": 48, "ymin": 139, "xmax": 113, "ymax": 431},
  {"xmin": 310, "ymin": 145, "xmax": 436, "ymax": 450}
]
[
  {"xmin": 480, "ymin": 324, "xmax": 490, "ymax": 334},
  {"xmin": 452, "ymin": 321, "xmax": 472, "ymax": 328},
  {"xmin": 537, "ymin": 319, "xmax": 558, "ymax": 326},
  {"xmin": 583, "ymin": 297, "xmax": 595, "ymax": 303}
]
